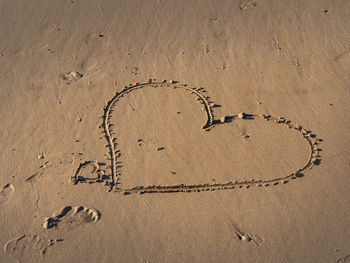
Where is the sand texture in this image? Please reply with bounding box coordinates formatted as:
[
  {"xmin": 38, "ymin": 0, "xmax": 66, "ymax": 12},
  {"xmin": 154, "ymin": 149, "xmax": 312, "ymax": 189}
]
[{"xmin": 0, "ymin": 0, "xmax": 350, "ymax": 262}]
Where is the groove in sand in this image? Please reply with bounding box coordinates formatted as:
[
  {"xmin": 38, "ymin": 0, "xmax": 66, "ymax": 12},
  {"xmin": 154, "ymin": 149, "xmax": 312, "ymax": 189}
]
[{"xmin": 71, "ymin": 80, "xmax": 322, "ymax": 194}]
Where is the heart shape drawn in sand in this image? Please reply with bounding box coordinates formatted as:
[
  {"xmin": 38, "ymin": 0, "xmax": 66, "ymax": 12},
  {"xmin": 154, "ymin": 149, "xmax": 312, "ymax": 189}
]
[{"xmin": 71, "ymin": 80, "xmax": 322, "ymax": 194}]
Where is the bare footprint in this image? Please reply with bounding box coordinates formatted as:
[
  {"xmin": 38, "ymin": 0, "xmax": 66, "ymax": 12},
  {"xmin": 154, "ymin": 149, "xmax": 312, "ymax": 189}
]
[
  {"xmin": 43, "ymin": 206, "xmax": 100, "ymax": 230},
  {"xmin": 0, "ymin": 183, "xmax": 14, "ymax": 206},
  {"xmin": 4, "ymin": 205, "xmax": 99, "ymax": 260},
  {"xmin": 4, "ymin": 234, "xmax": 61, "ymax": 259}
]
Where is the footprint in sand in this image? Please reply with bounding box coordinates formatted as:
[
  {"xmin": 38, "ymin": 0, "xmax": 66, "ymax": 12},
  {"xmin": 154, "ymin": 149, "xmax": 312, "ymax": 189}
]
[
  {"xmin": 4, "ymin": 234, "xmax": 62, "ymax": 259},
  {"xmin": 0, "ymin": 183, "xmax": 14, "ymax": 206},
  {"xmin": 4, "ymin": 205, "xmax": 100, "ymax": 260},
  {"xmin": 43, "ymin": 205, "xmax": 100, "ymax": 230}
]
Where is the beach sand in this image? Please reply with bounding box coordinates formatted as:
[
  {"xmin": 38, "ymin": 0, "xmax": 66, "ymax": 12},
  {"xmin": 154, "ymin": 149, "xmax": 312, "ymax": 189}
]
[{"xmin": 0, "ymin": 0, "xmax": 350, "ymax": 262}]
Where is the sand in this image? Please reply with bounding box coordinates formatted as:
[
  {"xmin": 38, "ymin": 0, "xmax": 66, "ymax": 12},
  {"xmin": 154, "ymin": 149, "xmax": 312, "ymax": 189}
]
[{"xmin": 0, "ymin": 0, "xmax": 350, "ymax": 262}]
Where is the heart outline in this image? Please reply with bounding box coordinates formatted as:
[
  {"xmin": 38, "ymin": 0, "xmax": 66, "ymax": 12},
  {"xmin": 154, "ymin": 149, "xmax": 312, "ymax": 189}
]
[{"xmin": 71, "ymin": 80, "xmax": 321, "ymax": 194}]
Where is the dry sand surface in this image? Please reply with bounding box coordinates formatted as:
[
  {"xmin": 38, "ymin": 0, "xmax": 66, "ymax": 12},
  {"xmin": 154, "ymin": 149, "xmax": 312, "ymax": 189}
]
[{"xmin": 0, "ymin": 0, "xmax": 350, "ymax": 262}]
